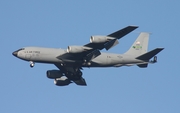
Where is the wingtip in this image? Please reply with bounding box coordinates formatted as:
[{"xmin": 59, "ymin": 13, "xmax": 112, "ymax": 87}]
[
  {"xmin": 157, "ymin": 48, "xmax": 164, "ymax": 50},
  {"xmin": 128, "ymin": 25, "xmax": 139, "ymax": 28}
]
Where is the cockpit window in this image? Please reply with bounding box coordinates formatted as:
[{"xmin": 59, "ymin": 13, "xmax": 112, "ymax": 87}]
[
  {"xmin": 15, "ymin": 48, "xmax": 25, "ymax": 52},
  {"xmin": 18, "ymin": 48, "xmax": 25, "ymax": 51}
]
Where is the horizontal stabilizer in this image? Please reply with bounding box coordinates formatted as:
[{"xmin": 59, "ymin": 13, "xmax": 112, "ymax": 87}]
[{"xmin": 136, "ymin": 48, "xmax": 164, "ymax": 60}]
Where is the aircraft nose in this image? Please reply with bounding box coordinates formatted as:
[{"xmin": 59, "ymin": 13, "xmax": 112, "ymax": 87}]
[{"xmin": 12, "ymin": 51, "xmax": 18, "ymax": 57}]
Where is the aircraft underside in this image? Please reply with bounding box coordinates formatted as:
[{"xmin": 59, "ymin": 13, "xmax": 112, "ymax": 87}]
[{"xmin": 12, "ymin": 26, "xmax": 164, "ymax": 86}]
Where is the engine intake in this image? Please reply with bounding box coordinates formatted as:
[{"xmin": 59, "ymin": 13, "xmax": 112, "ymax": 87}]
[
  {"xmin": 153, "ymin": 56, "xmax": 157, "ymax": 63},
  {"xmin": 54, "ymin": 77, "xmax": 72, "ymax": 86},
  {"xmin": 46, "ymin": 70, "xmax": 63, "ymax": 79}
]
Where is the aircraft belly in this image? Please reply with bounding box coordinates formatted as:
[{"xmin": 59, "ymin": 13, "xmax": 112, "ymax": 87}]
[{"xmin": 110, "ymin": 59, "xmax": 122, "ymax": 65}]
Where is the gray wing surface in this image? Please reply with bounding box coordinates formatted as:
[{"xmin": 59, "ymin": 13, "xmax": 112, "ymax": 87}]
[
  {"xmin": 55, "ymin": 64, "xmax": 87, "ymax": 86},
  {"xmin": 57, "ymin": 26, "xmax": 138, "ymax": 63},
  {"xmin": 73, "ymin": 77, "xmax": 87, "ymax": 86},
  {"xmin": 55, "ymin": 26, "xmax": 138, "ymax": 85},
  {"xmin": 84, "ymin": 26, "xmax": 138, "ymax": 50}
]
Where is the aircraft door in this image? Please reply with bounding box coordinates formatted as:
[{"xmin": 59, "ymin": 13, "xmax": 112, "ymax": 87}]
[{"xmin": 106, "ymin": 55, "xmax": 111, "ymax": 65}]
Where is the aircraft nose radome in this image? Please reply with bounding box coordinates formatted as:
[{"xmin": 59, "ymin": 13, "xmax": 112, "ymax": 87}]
[{"xmin": 12, "ymin": 51, "xmax": 18, "ymax": 57}]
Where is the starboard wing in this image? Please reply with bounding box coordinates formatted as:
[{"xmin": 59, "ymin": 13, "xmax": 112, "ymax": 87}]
[
  {"xmin": 84, "ymin": 26, "xmax": 138, "ymax": 50},
  {"xmin": 57, "ymin": 26, "xmax": 138, "ymax": 64}
]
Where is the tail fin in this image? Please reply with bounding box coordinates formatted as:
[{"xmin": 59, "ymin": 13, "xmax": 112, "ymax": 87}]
[{"xmin": 125, "ymin": 32, "xmax": 149, "ymax": 57}]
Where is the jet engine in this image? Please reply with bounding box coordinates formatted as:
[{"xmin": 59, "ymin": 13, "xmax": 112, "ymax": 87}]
[
  {"xmin": 46, "ymin": 70, "xmax": 63, "ymax": 79},
  {"xmin": 67, "ymin": 46, "xmax": 85, "ymax": 53},
  {"xmin": 90, "ymin": 36, "xmax": 115, "ymax": 43},
  {"xmin": 54, "ymin": 77, "xmax": 72, "ymax": 86},
  {"xmin": 154, "ymin": 56, "xmax": 157, "ymax": 62}
]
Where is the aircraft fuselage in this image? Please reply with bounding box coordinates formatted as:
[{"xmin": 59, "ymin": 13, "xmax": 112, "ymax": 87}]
[
  {"xmin": 13, "ymin": 47, "xmax": 143, "ymax": 67},
  {"xmin": 12, "ymin": 29, "xmax": 164, "ymax": 86}
]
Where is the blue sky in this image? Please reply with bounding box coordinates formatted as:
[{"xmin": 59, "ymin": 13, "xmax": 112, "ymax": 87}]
[{"xmin": 1, "ymin": 0, "xmax": 180, "ymax": 113}]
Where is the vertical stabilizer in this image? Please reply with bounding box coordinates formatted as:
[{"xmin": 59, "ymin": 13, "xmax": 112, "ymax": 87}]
[{"xmin": 125, "ymin": 32, "xmax": 149, "ymax": 57}]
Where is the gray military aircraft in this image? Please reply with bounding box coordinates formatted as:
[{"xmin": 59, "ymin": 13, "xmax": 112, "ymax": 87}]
[{"xmin": 12, "ymin": 26, "xmax": 164, "ymax": 86}]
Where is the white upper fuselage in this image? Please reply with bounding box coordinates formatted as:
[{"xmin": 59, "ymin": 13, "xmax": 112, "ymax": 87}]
[{"xmin": 13, "ymin": 47, "xmax": 143, "ymax": 67}]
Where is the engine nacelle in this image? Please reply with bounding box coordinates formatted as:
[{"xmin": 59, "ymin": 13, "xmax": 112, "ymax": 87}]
[
  {"xmin": 90, "ymin": 36, "xmax": 115, "ymax": 43},
  {"xmin": 153, "ymin": 56, "xmax": 157, "ymax": 63},
  {"xmin": 54, "ymin": 77, "xmax": 72, "ymax": 86},
  {"xmin": 67, "ymin": 46, "xmax": 85, "ymax": 53},
  {"xmin": 46, "ymin": 70, "xmax": 63, "ymax": 79}
]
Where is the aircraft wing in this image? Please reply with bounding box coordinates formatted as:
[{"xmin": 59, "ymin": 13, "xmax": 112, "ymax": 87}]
[
  {"xmin": 84, "ymin": 26, "xmax": 138, "ymax": 50},
  {"xmin": 57, "ymin": 26, "xmax": 138, "ymax": 63},
  {"xmin": 55, "ymin": 64, "xmax": 87, "ymax": 86},
  {"xmin": 55, "ymin": 26, "xmax": 138, "ymax": 85}
]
